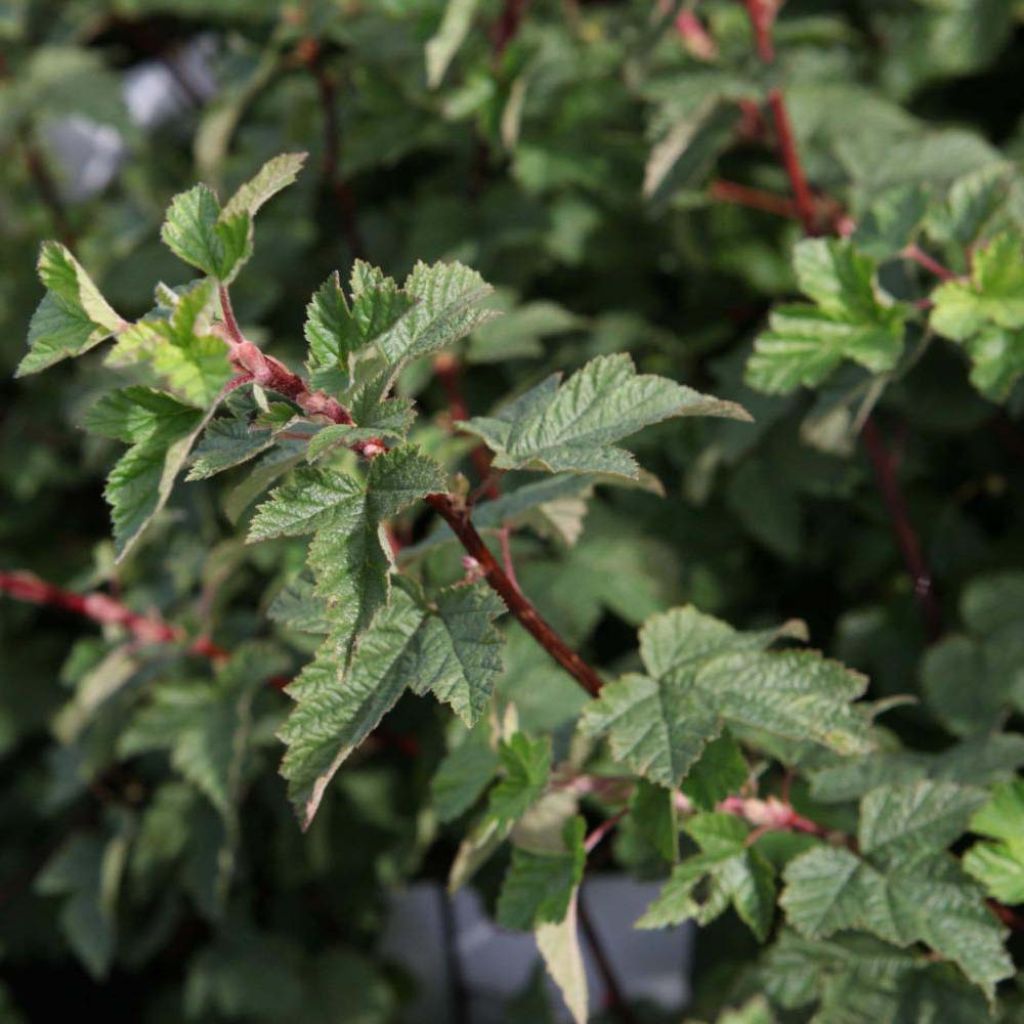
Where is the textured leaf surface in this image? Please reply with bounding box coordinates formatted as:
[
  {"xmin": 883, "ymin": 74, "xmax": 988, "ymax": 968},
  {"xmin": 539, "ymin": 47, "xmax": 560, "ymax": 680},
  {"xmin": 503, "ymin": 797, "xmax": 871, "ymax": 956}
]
[
  {"xmin": 486, "ymin": 733, "xmax": 552, "ymax": 828},
  {"xmin": 637, "ymin": 813, "xmax": 775, "ymax": 939},
  {"xmin": 497, "ymin": 816, "xmax": 585, "ymax": 930},
  {"xmin": 279, "ymin": 578, "xmax": 502, "ymax": 828},
  {"xmin": 461, "ymin": 354, "xmax": 749, "ymax": 479},
  {"xmin": 373, "ymin": 261, "xmax": 497, "ymax": 367},
  {"xmin": 86, "ymin": 388, "xmax": 205, "ymax": 559},
  {"xmin": 782, "ymin": 846, "xmax": 1011, "ymax": 998},
  {"xmin": 963, "ymin": 781, "xmax": 1024, "ymax": 902},
  {"xmin": 581, "ymin": 606, "xmax": 870, "ymax": 787},
  {"xmin": 251, "ymin": 449, "xmax": 447, "ymax": 656},
  {"xmin": 108, "ymin": 279, "xmax": 231, "ymax": 406},
  {"xmin": 187, "ymin": 416, "xmax": 276, "ymax": 480},
  {"xmin": 746, "ymin": 239, "xmax": 906, "ymax": 394},
  {"xmin": 161, "ymin": 184, "xmax": 251, "ymax": 282},
  {"xmin": 18, "ymin": 242, "xmax": 123, "ymax": 376},
  {"xmin": 857, "ymin": 780, "xmax": 985, "ymax": 866}
]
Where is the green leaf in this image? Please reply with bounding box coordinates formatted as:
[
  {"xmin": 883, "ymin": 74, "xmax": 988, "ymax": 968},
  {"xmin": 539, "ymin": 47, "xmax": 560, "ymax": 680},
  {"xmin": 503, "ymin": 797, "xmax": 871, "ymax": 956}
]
[
  {"xmin": 535, "ymin": 893, "xmax": 588, "ymax": 1024},
  {"xmin": 963, "ymin": 781, "xmax": 1024, "ymax": 903},
  {"xmin": 852, "ymin": 185, "xmax": 929, "ymax": 260},
  {"xmin": 461, "ymin": 354, "xmax": 750, "ymax": 480},
  {"xmin": 161, "ymin": 184, "xmax": 252, "ymax": 282},
  {"xmin": 681, "ymin": 731, "xmax": 749, "ymax": 810},
  {"xmin": 108, "ymin": 279, "xmax": 231, "ymax": 406},
  {"xmin": 36, "ymin": 831, "xmax": 129, "ymax": 979},
  {"xmin": 187, "ymin": 415, "xmax": 276, "ymax": 481},
  {"xmin": 496, "ymin": 816, "xmax": 586, "ymax": 930},
  {"xmin": 85, "ymin": 387, "xmax": 207, "ymax": 559},
  {"xmin": 220, "ymin": 151, "xmax": 307, "ymax": 219},
  {"xmin": 746, "ymin": 239, "xmax": 906, "ymax": 394},
  {"xmin": 809, "ymin": 734, "xmax": 1024, "ymax": 803},
  {"xmin": 403, "ymin": 582, "xmax": 506, "ymax": 725},
  {"xmin": 932, "ymin": 233, "xmax": 1024, "ymax": 341},
  {"xmin": 431, "ymin": 721, "xmax": 500, "ymax": 823},
  {"xmin": 279, "ymin": 577, "xmax": 502, "ymax": 828},
  {"xmin": 928, "ymin": 164, "xmax": 1013, "ymax": 247},
  {"xmin": 120, "ymin": 643, "xmax": 287, "ymax": 818},
  {"xmin": 18, "ymin": 241, "xmax": 123, "ymax": 377},
  {"xmin": 304, "ymin": 272, "xmax": 362, "ymax": 391},
  {"xmin": 781, "ymin": 847, "xmax": 1011, "ymax": 999},
  {"xmin": 373, "ymin": 261, "xmax": 497, "ymax": 367},
  {"xmin": 486, "ymin": 733, "xmax": 552, "ymax": 828},
  {"xmin": 581, "ymin": 606, "xmax": 870, "ymax": 788},
  {"xmin": 857, "ymin": 781, "xmax": 985, "ymax": 867},
  {"xmin": 630, "ymin": 778, "xmax": 679, "ymax": 863},
  {"xmin": 303, "ymin": 263, "xmax": 415, "ymax": 391},
  {"xmin": 426, "ymin": 0, "xmax": 482, "ymax": 89},
  {"xmin": 928, "ymin": 232, "xmax": 1024, "ymax": 400},
  {"xmin": 250, "ymin": 448, "xmax": 447, "ymax": 656},
  {"xmin": 637, "ymin": 813, "xmax": 775, "ymax": 940}
]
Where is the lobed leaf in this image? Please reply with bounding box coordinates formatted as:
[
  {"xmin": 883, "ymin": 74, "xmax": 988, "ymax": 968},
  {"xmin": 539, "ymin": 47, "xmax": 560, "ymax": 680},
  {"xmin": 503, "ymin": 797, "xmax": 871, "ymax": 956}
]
[{"xmin": 461, "ymin": 354, "xmax": 750, "ymax": 480}]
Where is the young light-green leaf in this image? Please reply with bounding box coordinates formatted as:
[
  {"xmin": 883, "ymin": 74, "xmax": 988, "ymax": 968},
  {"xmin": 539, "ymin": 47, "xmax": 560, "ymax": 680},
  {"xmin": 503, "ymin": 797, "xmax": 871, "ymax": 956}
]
[
  {"xmin": 746, "ymin": 239, "xmax": 906, "ymax": 394},
  {"xmin": 18, "ymin": 242, "xmax": 124, "ymax": 377}
]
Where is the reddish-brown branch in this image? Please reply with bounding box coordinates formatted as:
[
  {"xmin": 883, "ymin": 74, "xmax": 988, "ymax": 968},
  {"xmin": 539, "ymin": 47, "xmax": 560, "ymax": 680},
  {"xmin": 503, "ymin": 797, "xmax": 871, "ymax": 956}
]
[
  {"xmin": 215, "ymin": 287, "xmax": 386, "ymax": 452},
  {"xmin": 433, "ymin": 352, "xmax": 499, "ymax": 498},
  {"xmin": 989, "ymin": 900, "xmax": 1024, "ymax": 932},
  {"xmin": 491, "ymin": 0, "xmax": 532, "ymax": 58},
  {"xmin": 578, "ymin": 887, "xmax": 638, "ymax": 1024},
  {"xmin": 302, "ymin": 42, "xmax": 366, "ymax": 260},
  {"xmin": 902, "ymin": 243, "xmax": 956, "ymax": 282},
  {"xmin": 584, "ymin": 810, "xmax": 627, "ymax": 855},
  {"xmin": 744, "ymin": 0, "xmax": 777, "ymax": 62},
  {"xmin": 425, "ymin": 493, "xmax": 604, "ymax": 696},
  {"xmin": 710, "ymin": 179, "xmax": 801, "ymax": 220},
  {"xmin": 736, "ymin": 1, "xmax": 940, "ymax": 636},
  {"xmin": 766, "ymin": 89, "xmax": 818, "ymax": 236},
  {"xmin": 0, "ymin": 570, "xmax": 224, "ymax": 657},
  {"xmin": 861, "ymin": 418, "xmax": 942, "ymax": 640}
]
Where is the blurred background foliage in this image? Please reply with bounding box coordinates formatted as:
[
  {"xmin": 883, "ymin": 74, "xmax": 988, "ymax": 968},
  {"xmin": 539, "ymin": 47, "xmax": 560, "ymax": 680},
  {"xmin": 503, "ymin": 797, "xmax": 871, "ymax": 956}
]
[{"xmin": 2, "ymin": 1, "xmax": 1024, "ymax": 1021}]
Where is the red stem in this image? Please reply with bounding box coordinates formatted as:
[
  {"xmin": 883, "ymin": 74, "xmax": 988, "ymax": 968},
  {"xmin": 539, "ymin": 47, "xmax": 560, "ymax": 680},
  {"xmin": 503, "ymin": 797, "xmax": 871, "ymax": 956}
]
[
  {"xmin": 766, "ymin": 88, "xmax": 818, "ymax": 236},
  {"xmin": 744, "ymin": 0, "xmax": 776, "ymax": 62},
  {"xmin": 861, "ymin": 418, "xmax": 942, "ymax": 640},
  {"xmin": 710, "ymin": 179, "xmax": 801, "ymax": 220},
  {"xmin": 902, "ymin": 243, "xmax": 956, "ymax": 282},
  {"xmin": 577, "ymin": 887, "xmax": 638, "ymax": 1024},
  {"xmin": 0, "ymin": 570, "xmax": 223, "ymax": 656},
  {"xmin": 425, "ymin": 493, "xmax": 604, "ymax": 697},
  {"xmin": 491, "ymin": 0, "xmax": 532, "ymax": 58},
  {"xmin": 433, "ymin": 353, "xmax": 498, "ymax": 497},
  {"xmin": 738, "ymin": 2, "xmax": 940, "ymax": 636}
]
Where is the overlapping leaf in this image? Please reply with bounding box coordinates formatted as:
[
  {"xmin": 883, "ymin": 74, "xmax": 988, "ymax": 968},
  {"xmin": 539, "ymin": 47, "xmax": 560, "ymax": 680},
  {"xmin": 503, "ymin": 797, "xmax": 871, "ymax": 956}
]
[
  {"xmin": 581, "ymin": 606, "xmax": 871, "ymax": 788},
  {"xmin": 460, "ymin": 353, "xmax": 749, "ymax": 480},
  {"xmin": 278, "ymin": 575, "xmax": 504, "ymax": 829},
  {"xmin": 161, "ymin": 153, "xmax": 305, "ymax": 282},
  {"xmin": 18, "ymin": 241, "xmax": 123, "ymax": 377},
  {"xmin": 781, "ymin": 782, "xmax": 1011, "ymax": 998},
  {"xmin": 85, "ymin": 387, "xmax": 207, "ymax": 558},
  {"xmin": 108, "ymin": 278, "xmax": 231, "ymax": 406},
  {"xmin": 963, "ymin": 780, "xmax": 1024, "ymax": 903},
  {"xmin": 746, "ymin": 239, "xmax": 907, "ymax": 394},
  {"xmin": 637, "ymin": 813, "xmax": 775, "ymax": 940}
]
